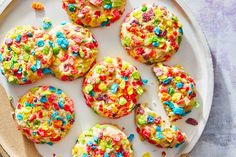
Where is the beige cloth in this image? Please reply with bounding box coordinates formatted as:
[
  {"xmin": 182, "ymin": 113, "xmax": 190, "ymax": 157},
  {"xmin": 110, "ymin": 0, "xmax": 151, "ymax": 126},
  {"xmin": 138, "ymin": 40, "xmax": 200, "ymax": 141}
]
[{"xmin": 0, "ymin": 84, "xmax": 42, "ymax": 157}]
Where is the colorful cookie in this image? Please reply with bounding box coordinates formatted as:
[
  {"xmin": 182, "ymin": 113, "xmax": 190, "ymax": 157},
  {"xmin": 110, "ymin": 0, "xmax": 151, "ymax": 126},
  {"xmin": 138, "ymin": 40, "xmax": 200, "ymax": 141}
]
[
  {"xmin": 72, "ymin": 124, "xmax": 133, "ymax": 157},
  {"xmin": 49, "ymin": 22, "xmax": 98, "ymax": 81},
  {"xmin": 82, "ymin": 57, "xmax": 144, "ymax": 119},
  {"xmin": 120, "ymin": 4, "xmax": 183, "ymax": 64},
  {"xmin": 62, "ymin": 0, "xmax": 126, "ymax": 27},
  {"xmin": 135, "ymin": 104, "xmax": 186, "ymax": 148},
  {"xmin": 15, "ymin": 86, "xmax": 75, "ymax": 144},
  {"xmin": 0, "ymin": 25, "xmax": 53, "ymax": 84},
  {"xmin": 153, "ymin": 63, "xmax": 198, "ymax": 121}
]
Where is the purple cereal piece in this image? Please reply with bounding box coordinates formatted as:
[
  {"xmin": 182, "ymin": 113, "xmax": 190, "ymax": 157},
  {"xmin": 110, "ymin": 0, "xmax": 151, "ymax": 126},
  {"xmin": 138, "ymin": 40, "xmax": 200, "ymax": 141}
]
[
  {"xmin": 143, "ymin": 8, "xmax": 154, "ymax": 22},
  {"xmin": 74, "ymin": 27, "xmax": 81, "ymax": 32},
  {"xmin": 159, "ymin": 30, "xmax": 167, "ymax": 37},
  {"xmin": 131, "ymin": 19, "xmax": 140, "ymax": 26},
  {"xmin": 96, "ymin": 94, "xmax": 109, "ymax": 103},
  {"xmin": 186, "ymin": 118, "xmax": 198, "ymax": 126}
]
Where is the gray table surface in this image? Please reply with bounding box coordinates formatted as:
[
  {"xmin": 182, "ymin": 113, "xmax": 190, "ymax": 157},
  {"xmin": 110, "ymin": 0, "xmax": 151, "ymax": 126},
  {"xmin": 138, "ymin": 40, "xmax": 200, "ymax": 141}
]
[
  {"xmin": 186, "ymin": 0, "xmax": 236, "ymax": 156},
  {"xmin": 0, "ymin": 0, "xmax": 235, "ymax": 157}
]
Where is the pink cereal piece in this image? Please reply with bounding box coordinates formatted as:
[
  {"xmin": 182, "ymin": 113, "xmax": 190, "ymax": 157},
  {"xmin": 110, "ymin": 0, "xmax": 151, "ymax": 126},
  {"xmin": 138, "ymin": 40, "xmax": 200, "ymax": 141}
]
[{"xmin": 89, "ymin": 0, "xmax": 102, "ymax": 6}]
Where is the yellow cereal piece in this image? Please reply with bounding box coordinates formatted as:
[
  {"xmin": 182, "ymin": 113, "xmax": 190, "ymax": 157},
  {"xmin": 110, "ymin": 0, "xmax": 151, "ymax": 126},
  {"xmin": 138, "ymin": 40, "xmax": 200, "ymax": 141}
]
[
  {"xmin": 98, "ymin": 83, "xmax": 107, "ymax": 91},
  {"xmin": 142, "ymin": 152, "xmax": 151, "ymax": 157}
]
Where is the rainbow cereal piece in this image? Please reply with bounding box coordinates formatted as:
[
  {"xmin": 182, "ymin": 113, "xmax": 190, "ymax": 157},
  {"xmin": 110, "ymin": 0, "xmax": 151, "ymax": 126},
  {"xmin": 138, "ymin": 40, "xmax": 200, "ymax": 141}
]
[
  {"xmin": 0, "ymin": 25, "xmax": 53, "ymax": 85},
  {"xmin": 153, "ymin": 63, "xmax": 198, "ymax": 121},
  {"xmin": 49, "ymin": 22, "xmax": 98, "ymax": 81},
  {"xmin": 62, "ymin": 0, "xmax": 126, "ymax": 27},
  {"xmin": 15, "ymin": 86, "xmax": 75, "ymax": 144},
  {"xmin": 72, "ymin": 124, "xmax": 133, "ymax": 157},
  {"xmin": 120, "ymin": 4, "xmax": 183, "ymax": 64},
  {"xmin": 135, "ymin": 104, "xmax": 186, "ymax": 148},
  {"xmin": 32, "ymin": 2, "xmax": 45, "ymax": 11},
  {"xmin": 42, "ymin": 17, "xmax": 53, "ymax": 31},
  {"xmin": 82, "ymin": 57, "xmax": 144, "ymax": 119}
]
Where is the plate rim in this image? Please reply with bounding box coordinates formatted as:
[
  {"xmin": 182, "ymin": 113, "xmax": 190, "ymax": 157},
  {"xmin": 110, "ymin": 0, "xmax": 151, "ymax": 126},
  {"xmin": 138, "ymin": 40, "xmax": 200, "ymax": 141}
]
[{"xmin": 175, "ymin": 0, "xmax": 214, "ymax": 155}]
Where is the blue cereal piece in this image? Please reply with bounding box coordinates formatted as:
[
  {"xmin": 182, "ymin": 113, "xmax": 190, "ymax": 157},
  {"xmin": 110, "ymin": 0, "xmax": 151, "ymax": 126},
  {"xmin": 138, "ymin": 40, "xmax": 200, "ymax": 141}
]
[
  {"xmin": 163, "ymin": 101, "xmax": 174, "ymax": 109},
  {"xmin": 154, "ymin": 27, "xmax": 160, "ymax": 35},
  {"xmin": 16, "ymin": 114, "xmax": 23, "ymax": 120},
  {"xmin": 176, "ymin": 82, "xmax": 183, "ymax": 89},
  {"xmin": 104, "ymin": 4, "xmax": 112, "ymax": 9},
  {"xmin": 15, "ymin": 35, "xmax": 21, "ymax": 42},
  {"xmin": 173, "ymin": 107, "xmax": 184, "ymax": 115},
  {"xmin": 42, "ymin": 68, "xmax": 52, "ymax": 74},
  {"xmin": 111, "ymin": 83, "xmax": 119, "ymax": 94},
  {"xmin": 147, "ymin": 115, "xmax": 154, "ymax": 123},
  {"xmin": 37, "ymin": 39, "xmax": 45, "ymax": 47},
  {"xmin": 152, "ymin": 41, "xmax": 159, "ymax": 47},
  {"xmin": 30, "ymin": 65, "xmax": 37, "ymax": 72},
  {"xmin": 58, "ymin": 101, "xmax": 64, "ymax": 109},
  {"xmin": 57, "ymin": 38, "xmax": 69, "ymax": 50},
  {"xmin": 40, "ymin": 95, "xmax": 47, "ymax": 103},
  {"xmin": 128, "ymin": 134, "xmax": 134, "ymax": 142},
  {"xmin": 163, "ymin": 77, "xmax": 173, "ymax": 84},
  {"xmin": 156, "ymin": 132, "xmax": 164, "ymax": 139},
  {"xmin": 56, "ymin": 32, "xmax": 65, "ymax": 38},
  {"xmin": 49, "ymin": 86, "xmax": 56, "ymax": 92},
  {"xmin": 156, "ymin": 126, "xmax": 162, "ymax": 132},
  {"xmin": 142, "ymin": 79, "xmax": 148, "ymax": 85}
]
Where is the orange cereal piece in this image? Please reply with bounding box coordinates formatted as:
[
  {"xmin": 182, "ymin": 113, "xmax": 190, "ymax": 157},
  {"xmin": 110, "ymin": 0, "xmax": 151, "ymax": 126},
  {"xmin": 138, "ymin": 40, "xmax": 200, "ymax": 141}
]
[{"xmin": 32, "ymin": 2, "xmax": 45, "ymax": 11}]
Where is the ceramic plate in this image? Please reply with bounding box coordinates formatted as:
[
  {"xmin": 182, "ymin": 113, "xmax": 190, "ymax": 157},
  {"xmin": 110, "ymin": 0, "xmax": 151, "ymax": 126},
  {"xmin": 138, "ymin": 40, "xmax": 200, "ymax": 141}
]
[{"xmin": 0, "ymin": 0, "xmax": 213, "ymax": 156}]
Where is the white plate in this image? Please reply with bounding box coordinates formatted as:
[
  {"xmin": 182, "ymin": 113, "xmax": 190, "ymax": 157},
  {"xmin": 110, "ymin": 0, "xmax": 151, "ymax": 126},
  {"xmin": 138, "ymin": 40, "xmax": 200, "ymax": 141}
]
[{"xmin": 0, "ymin": 0, "xmax": 213, "ymax": 156}]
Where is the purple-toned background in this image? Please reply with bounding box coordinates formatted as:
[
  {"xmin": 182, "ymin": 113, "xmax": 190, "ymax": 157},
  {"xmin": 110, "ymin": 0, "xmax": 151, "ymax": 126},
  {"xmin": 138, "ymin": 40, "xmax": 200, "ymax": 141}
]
[{"xmin": 186, "ymin": 0, "xmax": 236, "ymax": 156}]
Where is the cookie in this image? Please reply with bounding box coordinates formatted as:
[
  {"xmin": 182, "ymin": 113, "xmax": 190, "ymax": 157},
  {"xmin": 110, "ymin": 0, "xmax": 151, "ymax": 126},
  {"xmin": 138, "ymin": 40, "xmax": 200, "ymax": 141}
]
[
  {"xmin": 62, "ymin": 0, "xmax": 126, "ymax": 27},
  {"xmin": 153, "ymin": 63, "xmax": 198, "ymax": 121},
  {"xmin": 0, "ymin": 25, "xmax": 53, "ymax": 84},
  {"xmin": 49, "ymin": 22, "xmax": 98, "ymax": 81},
  {"xmin": 135, "ymin": 104, "xmax": 186, "ymax": 148},
  {"xmin": 15, "ymin": 86, "xmax": 75, "ymax": 144},
  {"xmin": 82, "ymin": 57, "xmax": 144, "ymax": 118},
  {"xmin": 72, "ymin": 124, "xmax": 133, "ymax": 157},
  {"xmin": 120, "ymin": 4, "xmax": 183, "ymax": 64}
]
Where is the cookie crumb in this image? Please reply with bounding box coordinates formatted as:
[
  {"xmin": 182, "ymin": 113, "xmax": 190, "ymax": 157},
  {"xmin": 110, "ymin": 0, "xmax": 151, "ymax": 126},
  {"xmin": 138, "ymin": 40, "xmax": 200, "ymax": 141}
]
[
  {"xmin": 32, "ymin": 2, "xmax": 45, "ymax": 10},
  {"xmin": 8, "ymin": 96, "xmax": 13, "ymax": 103}
]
